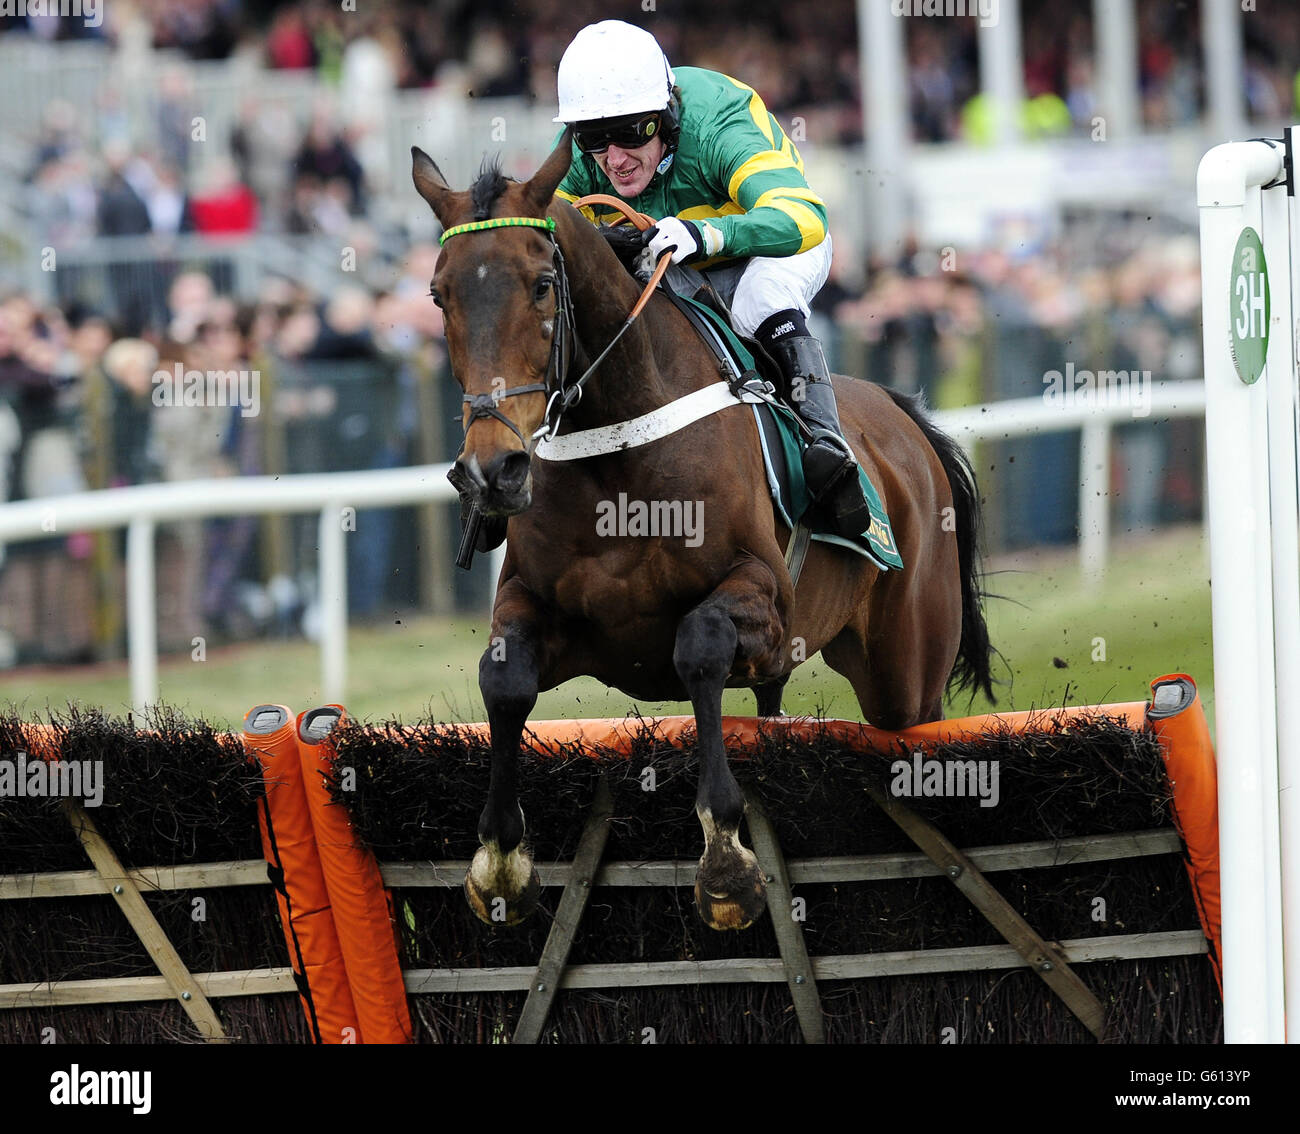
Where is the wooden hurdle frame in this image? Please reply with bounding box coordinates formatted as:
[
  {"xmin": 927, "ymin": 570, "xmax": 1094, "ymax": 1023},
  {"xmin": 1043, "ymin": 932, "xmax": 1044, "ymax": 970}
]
[
  {"xmin": 0, "ymin": 676, "xmax": 1220, "ymax": 1044},
  {"xmin": 1198, "ymin": 127, "xmax": 1300, "ymax": 1043},
  {"xmin": 0, "ymin": 829, "xmax": 1205, "ymax": 1044}
]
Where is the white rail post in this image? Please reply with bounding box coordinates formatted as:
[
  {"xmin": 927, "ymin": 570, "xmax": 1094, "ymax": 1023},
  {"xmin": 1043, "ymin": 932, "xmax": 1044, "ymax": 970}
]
[
  {"xmin": 319, "ymin": 503, "xmax": 348, "ymax": 704},
  {"xmin": 1093, "ymin": 0, "xmax": 1140, "ymax": 141},
  {"xmin": 1197, "ymin": 133, "xmax": 1291, "ymax": 1043},
  {"xmin": 126, "ymin": 516, "xmax": 158, "ymax": 718},
  {"xmin": 0, "ymin": 464, "xmax": 456, "ymax": 710},
  {"xmin": 1280, "ymin": 124, "xmax": 1300, "ymax": 1047},
  {"xmin": 1078, "ymin": 419, "xmax": 1111, "ymax": 585},
  {"xmin": 856, "ymin": 0, "xmax": 908, "ymax": 259},
  {"xmin": 977, "ymin": 0, "xmax": 1024, "ymax": 145}
]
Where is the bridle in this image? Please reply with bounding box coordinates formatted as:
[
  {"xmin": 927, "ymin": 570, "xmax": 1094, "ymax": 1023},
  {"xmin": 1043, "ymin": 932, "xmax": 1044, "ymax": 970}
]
[{"xmin": 439, "ymin": 196, "xmax": 669, "ymax": 459}]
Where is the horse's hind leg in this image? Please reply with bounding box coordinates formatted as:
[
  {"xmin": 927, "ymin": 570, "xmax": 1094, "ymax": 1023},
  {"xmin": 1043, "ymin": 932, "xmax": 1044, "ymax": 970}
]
[
  {"xmin": 754, "ymin": 674, "xmax": 789, "ymax": 716},
  {"xmin": 465, "ymin": 581, "xmax": 544, "ymax": 926},
  {"xmin": 675, "ymin": 564, "xmax": 785, "ymax": 931},
  {"xmin": 822, "ymin": 574, "xmax": 958, "ymax": 729}
]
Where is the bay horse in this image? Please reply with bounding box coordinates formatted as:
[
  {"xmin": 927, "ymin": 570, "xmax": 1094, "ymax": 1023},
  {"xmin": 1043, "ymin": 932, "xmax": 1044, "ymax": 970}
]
[{"xmin": 411, "ymin": 133, "xmax": 994, "ymax": 931}]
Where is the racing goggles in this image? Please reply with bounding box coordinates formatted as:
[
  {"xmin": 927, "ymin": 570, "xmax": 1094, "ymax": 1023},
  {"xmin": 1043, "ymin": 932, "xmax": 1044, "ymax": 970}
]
[{"xmin": 573, "ymin": 112, "xmax": 664, "ymax": 155}]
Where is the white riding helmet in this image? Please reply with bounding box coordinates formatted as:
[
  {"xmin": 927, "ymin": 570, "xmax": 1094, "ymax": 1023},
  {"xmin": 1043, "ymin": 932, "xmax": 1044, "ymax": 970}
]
[{"xmin": 554, "ymin": 20, "xmax": 675, "ymax": 123}]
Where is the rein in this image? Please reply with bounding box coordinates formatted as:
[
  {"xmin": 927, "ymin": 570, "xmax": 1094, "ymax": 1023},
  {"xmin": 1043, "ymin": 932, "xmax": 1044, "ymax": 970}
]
[{"xmin": 441, "ymin": 197, "xmax": 670, "ymax": 458}]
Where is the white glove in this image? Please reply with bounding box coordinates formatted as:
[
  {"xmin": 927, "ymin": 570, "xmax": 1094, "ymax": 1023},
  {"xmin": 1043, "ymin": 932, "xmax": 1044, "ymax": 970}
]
[{"xmin": 645, "ymin": 217, "xmax": 724, "ymax": 264}]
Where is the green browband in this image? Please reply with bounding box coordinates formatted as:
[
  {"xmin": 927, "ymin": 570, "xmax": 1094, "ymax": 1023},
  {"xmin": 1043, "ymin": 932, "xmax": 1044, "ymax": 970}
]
[{"xmin": 439, "ymin": 217, "xmax": 557, "ymax": 244}]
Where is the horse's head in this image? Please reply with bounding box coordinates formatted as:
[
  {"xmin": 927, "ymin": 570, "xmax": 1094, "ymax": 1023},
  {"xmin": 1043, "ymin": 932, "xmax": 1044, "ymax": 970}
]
[{"xmin": 411, "ymin": 133, "xmax": 574, "ymax": 516}]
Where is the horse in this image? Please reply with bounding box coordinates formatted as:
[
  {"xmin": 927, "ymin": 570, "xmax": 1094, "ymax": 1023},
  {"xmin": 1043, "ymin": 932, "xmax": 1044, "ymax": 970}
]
[{"xmin": 411, "ymin": 132, "xmax": 994, "ymax": 931}]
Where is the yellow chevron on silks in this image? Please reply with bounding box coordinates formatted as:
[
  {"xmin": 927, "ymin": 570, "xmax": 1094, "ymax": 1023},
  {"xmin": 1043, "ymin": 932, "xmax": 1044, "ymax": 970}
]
[
  {"xmin": 555, "ymin": 188, "xmax": 605, "ymax": 225},
  {"xmin": 725, "ymin": 75, "xmax": 777, "ymax": 147},
  {"xmin": 750, "ymin": 188, "xmax": 827, "ymax": 252},
  {"xmin": 727, "ymin": 149, "xmax": 802, "ymax": 205},
  {"xmin": 679, "ymin": 202, "xmax": 747, "ymax": 222}
]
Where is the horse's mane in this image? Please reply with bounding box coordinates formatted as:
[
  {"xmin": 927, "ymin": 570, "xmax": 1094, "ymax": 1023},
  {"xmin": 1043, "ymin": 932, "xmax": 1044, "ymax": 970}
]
[{"xmin": 470, "ymin": 156, "xmax": 511, "ymax": 220}]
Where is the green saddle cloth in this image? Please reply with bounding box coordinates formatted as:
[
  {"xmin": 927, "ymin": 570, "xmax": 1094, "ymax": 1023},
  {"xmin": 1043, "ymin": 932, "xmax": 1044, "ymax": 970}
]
[
  {"xmin": 673, "ymin": 294, "xmax": 904, "ymax": 572},
  {"xmin": 753, "ymin": 398, "xmax": 904, "ymax": 571}
]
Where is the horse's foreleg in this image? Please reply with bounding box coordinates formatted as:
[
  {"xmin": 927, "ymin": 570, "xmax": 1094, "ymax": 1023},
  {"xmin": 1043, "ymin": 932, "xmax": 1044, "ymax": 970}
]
[
  {"xmin": 466, "ymin": 588, "xmax": 543, "ymax": 926},
  {"xmin": 675, "ymin": 565, "xmax": 785, "ymax": 931}
]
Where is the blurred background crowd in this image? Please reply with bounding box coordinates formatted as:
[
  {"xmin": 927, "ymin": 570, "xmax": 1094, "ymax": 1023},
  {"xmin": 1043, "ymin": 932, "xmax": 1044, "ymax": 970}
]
[
  {"xmin": 14, "ymin": 0, "xmax": 1300, "ymax": 140},
  {"xmin": 0, "ymin": 1, "xmax": 1283, "ymax": 668}
]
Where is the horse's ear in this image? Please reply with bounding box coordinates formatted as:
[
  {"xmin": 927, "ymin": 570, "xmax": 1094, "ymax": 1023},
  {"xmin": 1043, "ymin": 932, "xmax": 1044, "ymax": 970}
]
[
  {"xmin": 411, "ymin": 146, "xmax": 451, "ymax": 219},
  {"xmin": 524, "ymin": 127, "xmax": 573, "ymax": 215}
]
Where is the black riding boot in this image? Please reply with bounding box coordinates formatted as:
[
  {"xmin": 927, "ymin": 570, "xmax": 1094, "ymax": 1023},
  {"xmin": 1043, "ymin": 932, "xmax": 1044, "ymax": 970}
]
[{"xmin": 765, "ymin": 333, "xmax": 873, "ymax": 539}]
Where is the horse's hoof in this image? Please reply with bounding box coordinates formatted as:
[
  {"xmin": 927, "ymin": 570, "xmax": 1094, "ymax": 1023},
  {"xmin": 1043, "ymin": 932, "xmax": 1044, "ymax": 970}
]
[
  {"xmin": 464, "ymin": 846, "xmax": 540, "ymax": 927},
  {"xmin": 694, "ymin": 858, "xmax": 768, "ymax": 931}
]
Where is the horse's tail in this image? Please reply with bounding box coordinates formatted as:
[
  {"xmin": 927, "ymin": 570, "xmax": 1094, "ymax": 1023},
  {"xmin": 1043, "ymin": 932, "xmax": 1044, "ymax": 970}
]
[{"xmin": 882, "ymin": 388, "xmax": 996, "ymax": 705}]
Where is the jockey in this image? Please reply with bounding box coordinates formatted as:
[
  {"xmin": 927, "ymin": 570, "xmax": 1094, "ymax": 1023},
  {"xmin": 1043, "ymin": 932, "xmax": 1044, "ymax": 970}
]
[{"xmin": 552, "ymin": 20, "xmax": 871, "ymax": 539}]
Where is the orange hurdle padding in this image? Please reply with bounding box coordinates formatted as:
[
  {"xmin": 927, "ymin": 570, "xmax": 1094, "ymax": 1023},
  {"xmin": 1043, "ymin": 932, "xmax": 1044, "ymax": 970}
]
[
  {"xmin": 296, "ymin": 706, "xmax": 413, "ymax": 1044},
  {"xmin": 1145, "ymin": 674, "xmax": 1223, "ymax": 991},
  {"xmin": 13, "ymin": 723, "xmax": 60, "ymax": 761},
  {"xmin": 242, "ymin": 705, "xmax": 360, "ymax": 1044},
  {"xmin": 431, "ymin": 704, "xmax": 1152, "ymax": 759}
]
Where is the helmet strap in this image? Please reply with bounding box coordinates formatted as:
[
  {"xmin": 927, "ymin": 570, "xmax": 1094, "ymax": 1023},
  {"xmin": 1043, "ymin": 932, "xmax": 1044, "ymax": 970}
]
[{"xmin": 660, "ymin": 88, "xmax": 682, "ymax": 156}]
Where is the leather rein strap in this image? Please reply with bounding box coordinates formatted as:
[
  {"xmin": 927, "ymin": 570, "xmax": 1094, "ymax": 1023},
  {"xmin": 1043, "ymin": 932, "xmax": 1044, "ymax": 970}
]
[{"xmin": 526, "ymin": 195, "xmax": 670, "ymax": 451}]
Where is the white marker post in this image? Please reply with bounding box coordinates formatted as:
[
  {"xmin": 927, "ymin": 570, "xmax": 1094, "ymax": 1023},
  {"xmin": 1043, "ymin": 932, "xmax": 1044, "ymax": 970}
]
[{"xmin": 1197, "ymin": 130, "xmax": 1298, "ymax": 1043}]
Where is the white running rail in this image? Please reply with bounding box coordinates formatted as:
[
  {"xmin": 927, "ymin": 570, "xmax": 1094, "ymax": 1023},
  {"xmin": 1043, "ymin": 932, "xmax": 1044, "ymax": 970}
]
[
  {"xmin": 0, "ymin": 465, "xmax": 475, "ymax": 716},
  {"xmin": 0, "ymin": 389, "xmax": 1206, "ymax": 710}
]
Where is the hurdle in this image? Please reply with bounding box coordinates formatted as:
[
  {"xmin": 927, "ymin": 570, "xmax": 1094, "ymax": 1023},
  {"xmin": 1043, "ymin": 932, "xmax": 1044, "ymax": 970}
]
[
  {"xmin": 1198, "ymin": 126, "xmax": 1300, "ymax": 1043},
  {"xmin": 0, "ymin": 687, "xmax": 1221, "ymax": 1043}
]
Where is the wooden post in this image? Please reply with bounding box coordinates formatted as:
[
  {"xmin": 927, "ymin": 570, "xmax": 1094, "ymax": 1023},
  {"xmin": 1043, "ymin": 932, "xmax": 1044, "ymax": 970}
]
[
  {"xmin": 62, "ymin": 799, "xmax": 228, "ymax": 1042},
  {"xmin": 512, "ymin": 776, "xmax": 613, "ymax": 1044},
  {"xmin": 745, "ymin": 792, "xmax": 825, "ymax": 1043}
]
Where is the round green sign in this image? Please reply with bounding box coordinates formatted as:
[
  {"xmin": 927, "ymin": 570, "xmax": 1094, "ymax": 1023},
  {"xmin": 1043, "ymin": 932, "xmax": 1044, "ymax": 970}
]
[{"xmin": 1229, "ymin": 226, "xmax": 1270, "ymax": 385}]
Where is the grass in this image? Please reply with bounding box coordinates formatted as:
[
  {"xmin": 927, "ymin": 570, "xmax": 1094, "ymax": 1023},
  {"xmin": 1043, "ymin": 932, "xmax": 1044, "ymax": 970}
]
[{"xmin": 0, "ymin": 525, "xmax": 1214, "ymax": 731}]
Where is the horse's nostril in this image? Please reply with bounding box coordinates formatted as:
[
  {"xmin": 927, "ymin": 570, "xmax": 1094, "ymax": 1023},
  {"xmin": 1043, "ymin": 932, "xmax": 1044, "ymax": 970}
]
[
  {"xmin": 456, "ymin": 455, "xmax": 489, "ymax": 494},
  {"xmin": 489, "ymin": 450, "xmax": 531, "ymax": 495}
]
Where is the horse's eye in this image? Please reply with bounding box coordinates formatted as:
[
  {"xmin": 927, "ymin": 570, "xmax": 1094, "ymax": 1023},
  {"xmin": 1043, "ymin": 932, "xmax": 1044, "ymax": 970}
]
[
  {"xmin": 429, "ymin": 286, "xmax": 444, "ymax": 309},
  {"xmin": 533, "ymin": 277, "xmax": 554, "ymax": 303}
]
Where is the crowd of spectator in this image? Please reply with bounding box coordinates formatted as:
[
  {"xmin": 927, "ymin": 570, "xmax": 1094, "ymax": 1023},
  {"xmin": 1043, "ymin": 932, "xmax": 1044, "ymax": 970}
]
[
  {"xmin": 12, "ymin": 1, "xmax": 1300, "ymax": 295},
  {"xmin": 26, "ymin": 84, "xmax": 367, "ymax": 247},
  {"xmin": 817, "ymin": 224, "xmax": 1204, "ymax": 546},
  {"xmin": 5, "ymin": 0, "xmax": 1299, "ymax": 145},
  {"xmin": 0, "ymin": 241, "xmax": 446, "ymax": 667},
  {"xmin": 0, "ymin": 1, "xmax": 1252, "ymax": 669}
]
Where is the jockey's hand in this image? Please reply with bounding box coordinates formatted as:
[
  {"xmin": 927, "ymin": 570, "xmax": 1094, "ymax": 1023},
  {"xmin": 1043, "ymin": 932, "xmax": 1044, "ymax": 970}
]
[
  {"xmin": 599, "ymin": 223, "xmax": 648, "ymax": 269},
  {"xmin": 644, "ymin": 216, "xmax": 722, "ymax": 265}
]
